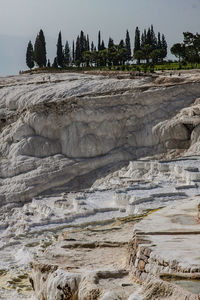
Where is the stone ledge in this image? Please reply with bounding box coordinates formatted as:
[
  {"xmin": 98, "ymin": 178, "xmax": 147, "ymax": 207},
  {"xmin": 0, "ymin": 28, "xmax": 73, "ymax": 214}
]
[{"xmin": 129, "ymin": 198, "xmax": 200, "ymax": 299}]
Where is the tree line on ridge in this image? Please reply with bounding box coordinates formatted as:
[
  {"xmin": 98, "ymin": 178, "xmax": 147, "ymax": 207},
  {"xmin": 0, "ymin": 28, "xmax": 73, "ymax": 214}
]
[{"xmin": 26, "ymin": 26, "xmax": 168, "ymax": 69}]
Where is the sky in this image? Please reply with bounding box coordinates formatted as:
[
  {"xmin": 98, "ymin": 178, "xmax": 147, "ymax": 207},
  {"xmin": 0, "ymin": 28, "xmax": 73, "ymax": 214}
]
[{"xmin": 0, "ymin": 0, "xmax": 200, "ymax": 76}]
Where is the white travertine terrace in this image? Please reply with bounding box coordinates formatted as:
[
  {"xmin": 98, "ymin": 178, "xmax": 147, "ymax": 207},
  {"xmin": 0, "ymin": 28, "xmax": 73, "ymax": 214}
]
[{"xmin": 0, "ymin": 71, "xmax": 200, "ymax": 299}]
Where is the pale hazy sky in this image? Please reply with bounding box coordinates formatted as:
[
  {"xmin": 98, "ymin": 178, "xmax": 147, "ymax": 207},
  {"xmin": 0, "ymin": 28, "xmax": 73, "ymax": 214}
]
[
  {"xmin": 1, "ymin": 0, "xmax": 200, "ymax": 75},
  {"xmin": 1, "ymin": 0, "xmax": 200, "ymax": 41}
]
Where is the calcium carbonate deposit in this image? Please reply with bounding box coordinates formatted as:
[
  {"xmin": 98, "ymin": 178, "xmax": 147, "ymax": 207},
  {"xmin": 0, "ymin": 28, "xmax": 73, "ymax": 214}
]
[{"xmin": 0, "ymin": 71, "xmax": 200, "ymax": 299}]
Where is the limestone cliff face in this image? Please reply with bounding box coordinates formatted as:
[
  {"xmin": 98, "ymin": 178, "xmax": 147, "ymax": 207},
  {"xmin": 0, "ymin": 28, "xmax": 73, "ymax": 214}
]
[
  {"xmin": 1, "ymin": 72, "xmax": 200, "ymax": 204},
  {"xmin": 153, "ymin": 97, "xmax": 200, "ymax": 154}
]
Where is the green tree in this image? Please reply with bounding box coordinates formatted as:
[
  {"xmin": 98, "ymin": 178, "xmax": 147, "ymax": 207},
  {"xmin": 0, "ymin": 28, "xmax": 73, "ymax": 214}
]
[
  {"xmin": 100, "ymin": 49, "xmax": 108, "ymax": 66},
  {"xmin": 34, "ymin": 29, "xmax": 47, "ymax": 67},
  {"xmin": 86, "ymin": 34, "xmax": 90, "ymax": 51},
  {"xmin": 52, "ymin": 57, "xmax": 58, "ymax": 68},
  {"xmin": 150, "ymin": 25, "xmax": 157, "ymax": 50},
  {"xmin": 183, "ymin": 32, "xmax": 200, "ymax": 63},
  {"xmin": 64, "ymin": 41, "xmax": 70, "ymax": 66},
  {"xmin": 26, "ymin": 41, "xmax": 34, "ymax": 69},
  {"xmin": 57, "ymin": 31, "xmax": 64, "ymax": 68},
  {"xmin": 141, "ymin": 29, "xmax": 147, "ymax": 48},
  {"xmin": 75, "ymin": 35, "xmax": 81, "ymax": 65},
  {"xmin": 134, "ymin": 27, "xmax": 141, "ymax": 63},
  {"xmin": 161, "ymin": 34, "xmax": 167, "ymax": 61},
  {"xmin": 125, "ymin": 30, "xmax": 131, "ymax": 61},
  {"xmin": 117, "ymin": 47, "xmax": 128, "ymax": 65},
  {"xmin": 108, "ymin": 38, "xmax": 115, "ymax": 66},
  {"xmin": 142, "ymin": 44, "xmax": 152, "ymax": 63},
  {"xmin": 72, "ymin": 40, "xmax": 75, "ymax": 63},
  {"xmin": 119, "ymin": 39, "xmax": 125, "ymax": 48},
  {"xmin": 108, "ymin": 37, "xmax": 114, "ymax": 49},
  {"xmin": 90, "ymin": 49, "xmax": 97, "ymax": 66},
  {"xmin": 79, "ymin": 30, "xmax": 87, "ymax": 63},
  {"xmin": 118, "ymin": 40, "xmax": 127, "ymax": 65},
  {"xmin": 112, "ymin": 45, "xmax": 120, "ymax": 66},
  {"xmin": 98, "ymin": 30, "xmax": 101, "ymax": 51},
  {"xmin": 83, "ymin": 51, "xmax": 91, "ymax": 67},
  {"xmin": 101, "ymin": 40, "xmax": 105, "ymax": 50},
  {"xmin": 146, "ymin": 27, "xmax": 152, "ymax": 46},
  {"xmin": 171, "ymin": 43, "xmax": 185, "ymax": 61},
  {"xmin": 157, "ymin": 32, "xmax": 162, "ymax": 50},
  {"xmin": 150, "ymin": 49, "xmax": 162, "ymax": 64},
  {"xmin": 185, "ymin": 46, "xmax": 198, "ymax": 64},
  {"xmin": 134, "ymin": 50, "xmax": 144, "ymax": 64},
  {"xmin": 183, "ymin": 32, "xmax": 196, "ymax": 47},
  {"xmin": 91, "ymin": 41, "xmax": 94, "ymax": 52}
]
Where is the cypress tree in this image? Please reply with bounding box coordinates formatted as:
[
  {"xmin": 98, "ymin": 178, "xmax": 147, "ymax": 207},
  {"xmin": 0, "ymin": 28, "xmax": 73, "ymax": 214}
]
[
  {"xmin": 146, "ymin": 27, "xmax": 152, "ymax": 45},
  {"xmin": 75, "ymin": 35, "xmax": 81, "ymax": 62},
  {"xmin": 150, "ymin": 25, "xmax": 157, "ymax": 50},
  {"xmin": 141, "ymin": 33, "xmax": 145, "ymax": 49},
  {"xmin": 26, "ymin": 41, "xmax": 35, "ymax": 69},
  {"xmin": 47, "ymin": 59, "xmax": 51, "ymax": 68},
  {"xmin": 108, "ymin": 38, "xmax": 114, "ymax": 67},
  {"xmin": 79, "ymin": 30, "xmax": 87, "ymax": 62},
  {"xmin": 141, "ymin": 29, "xmax": 147, "ymax": 48},
  {"xmin": 72, "ymin": 40, "xmax": 75, "ymax": 63},
  {"xmin": 80, "ymin": 31, "xmax": 85, "ymax": 51},
  {"xmin": 87, "ymin": 34, "xmax": 90, "ymax": 51},
  {"xmin": 57, "ymin": 31, "xmax": 64, "ymax": 68},
  {"xmin": 39, "ymin": 29, "xmax": 47, "ymax": 66},
  {"xmin": 125, "ymin": 30, "xmax": 131, "ymax": 61},
  {"xmin": 34, "ymin": 34, "xmax": 39, "ymax": 64},
  {"xmin": 91, "ymin": 41, "xmax": 94, "ymax": 52},
  {"xmin": 98, "ymin": 30, "xmax": 101, "ymax": 51},
  {"xmin": 108, "ymin": 37, "xmax": 114, "ymax": 49},
  {"xmin": 119, "ymin": 40, "xmax": 126, "ymax": 65},
  {"xmin": 64, "ymin": 41, "xmax": 70, "ymax": 67},
  {"xmin": 161, "ymin": 34, "xmax": 168, "ymax": 59},
  {"xmin": 119, "ymin": 40, "xmax": 125, "ymax": 48},
  {"xmin": 52, "ymin": 57, "xmax": 58, "ymax": 68},
  {"xmin": 134, "ymin": 27, "xmax": 141, "ymax": 64},
  {"xmin": 101, "ymin": 40, "xmax": 105, "ymax": 50},
  {"xmin": 134, "ymin": 27, "xmax": 141, "ymax": 54},
  {"xmin": 156, "ymin": 32, "xmax": 162, "ymax": 62},
  {"xmin": 34, "ymin": 29, "xmax": 47, "ymax": 67},
  {"xmin": 157, "ymin": 32, "xmax": 162, "ymax": 50}
]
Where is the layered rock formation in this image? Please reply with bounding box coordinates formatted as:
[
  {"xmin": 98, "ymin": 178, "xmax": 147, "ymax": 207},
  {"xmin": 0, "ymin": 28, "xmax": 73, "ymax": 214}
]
[
  {"xmin": 1, "ymin": 71, "xmax": 200, "ymax": 299},
  {"xmin": 29, "ymin": 155, "xmax": 200, "ymax": 300},
  {"xmin": 1, "ymin": 72, "xmax": 200, "ymax": 206}
]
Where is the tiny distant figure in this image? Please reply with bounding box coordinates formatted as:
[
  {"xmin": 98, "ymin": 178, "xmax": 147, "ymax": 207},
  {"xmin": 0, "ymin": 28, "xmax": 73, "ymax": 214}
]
[
  {"xmin": 48, "ymin": 75, "xmax": 51, "ymax": 82},
  {"xmin": 43, "ymin": 77, "xmax": 45, "ymax": 81},
  {"xmin": 170, "ymin": 72, "xmax": 172, "ymax": 77},
  {"xmin": 178, "ymin": 72, "xmax": 181, "ymax": 76}
]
